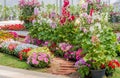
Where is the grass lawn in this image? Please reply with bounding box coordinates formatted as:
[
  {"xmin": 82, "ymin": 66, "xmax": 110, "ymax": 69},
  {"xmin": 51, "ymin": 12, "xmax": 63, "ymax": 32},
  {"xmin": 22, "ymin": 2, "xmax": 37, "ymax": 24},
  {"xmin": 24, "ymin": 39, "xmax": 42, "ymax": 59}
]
[{"xmin": 0, "ymin": 52, "xmax": 47, "ymax": 72}]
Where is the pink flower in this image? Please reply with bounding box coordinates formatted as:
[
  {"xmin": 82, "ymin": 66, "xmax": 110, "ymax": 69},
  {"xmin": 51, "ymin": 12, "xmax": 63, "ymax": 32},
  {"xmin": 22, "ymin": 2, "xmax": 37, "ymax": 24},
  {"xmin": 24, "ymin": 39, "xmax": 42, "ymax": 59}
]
[
  {"xmin": 87, "ymin": 15, "xmax": 92, "ymax": 24},
  {"xmin": 59, "ymin": 43, "xmax": 72, "ymax": 52},
  {"xmin": 32, "ymin": 52, "xmax": 37, "ymax": 58},
  {"xmin": 44, "ymin": 58, "xmax": 49, "ymax": 63},
  {"xmin": 76, "ymin": 49, "xmax": 82, "ymax": 60},
  {"xmin": 38, "ymin": 56, "xmax": 43, "ymax": 61},
  {"xmin": 91, "ymin": 36, "xmax": 99, "ymax": 43},
  {"xmin": 86, "ymin": 0, "xmax": 93, "ymax": 4},
  {"xmin": 24, "ymin": 35, "xmax": 31, "ymax": 43},
  {"xmin": 32, "ymin": 59, "xmax": 39, "ymax": 65},
  {"xmin": 9, "ymin": 32, "xmax": 18, "ymax": 38},
  {"xmin": 19, "ymin": 0, "xmax": 25, "ymax": 7},
  {"xmin": 82, "ymin": 13, "xmax": 88, "ymax": 18},
  {"xmin": 81, "ymin": 2, "xmax": 88, "ymax": 10}
]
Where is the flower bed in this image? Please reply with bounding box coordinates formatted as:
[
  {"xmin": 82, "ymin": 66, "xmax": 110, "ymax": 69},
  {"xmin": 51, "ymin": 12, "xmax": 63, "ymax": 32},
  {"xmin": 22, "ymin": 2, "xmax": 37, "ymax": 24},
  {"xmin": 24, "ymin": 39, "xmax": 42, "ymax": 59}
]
[{"xmin": 0, "ymin": 40, "xmax": 52, "ymax": 68}]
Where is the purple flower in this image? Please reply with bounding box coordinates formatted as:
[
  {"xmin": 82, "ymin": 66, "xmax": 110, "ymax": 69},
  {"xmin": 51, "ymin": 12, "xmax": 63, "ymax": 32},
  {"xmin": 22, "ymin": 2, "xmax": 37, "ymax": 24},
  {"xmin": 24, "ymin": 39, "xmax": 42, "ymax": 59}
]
[
  {"xmin": 50, "ymin": 11, "xmax": 56, "ymax": 18},
  {"xmin": 32, "ymin": 19, "xmax": 36, "ymax": 24},
  {"xmin": 50, "ymin": 22, "xmax": 57, "ymax": 29},
  {"xmin": 118, "ymin": 36, "xmax": 120, "ymax": 41},
  {"xmin": 34, "ymin": 7, "xmax": 39, "ymax": 16},
  {"xmin": 35, "ymin": 39, "xmax": 42, "ymax": 45}
]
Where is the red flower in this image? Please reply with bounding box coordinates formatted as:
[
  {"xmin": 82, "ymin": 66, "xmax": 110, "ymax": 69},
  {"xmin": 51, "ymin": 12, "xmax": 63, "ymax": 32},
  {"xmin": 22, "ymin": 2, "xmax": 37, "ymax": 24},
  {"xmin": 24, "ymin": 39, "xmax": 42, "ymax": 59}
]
[
  {"xmin": 60, "ymin": 17, "xmax": 66, "ymax": 25},
  {"xmin": 89, "ymin": 8, "xmax": 94, "ymax": 16},
  {"xmin": 68, "ymin": 15, "xmax": 75, "ymax": 21},
  {"xmin": 63, "ymin": 0, "xmax": 69, "ymax": 7},
  {"xmin": 101, "ymin": 64, "xmax": 105, "ymax": 69},
  {"xmin": 108, "ymin": 60, "xmax": 120, "ymax": 69}
]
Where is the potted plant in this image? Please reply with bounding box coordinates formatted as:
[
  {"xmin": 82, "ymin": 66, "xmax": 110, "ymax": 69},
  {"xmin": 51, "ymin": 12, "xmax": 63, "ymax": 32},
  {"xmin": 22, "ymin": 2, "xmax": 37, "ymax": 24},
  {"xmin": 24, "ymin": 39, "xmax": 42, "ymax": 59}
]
[{"xmin": 18, "ymin": 0, "xmax": 40, "ymax": 29}]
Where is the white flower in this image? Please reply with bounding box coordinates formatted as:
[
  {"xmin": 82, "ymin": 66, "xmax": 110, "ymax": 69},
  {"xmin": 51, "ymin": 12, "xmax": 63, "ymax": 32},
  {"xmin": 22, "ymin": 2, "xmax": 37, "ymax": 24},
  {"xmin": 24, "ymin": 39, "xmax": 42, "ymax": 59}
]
[
  {"xmin": 95, "ymin": 22, "xmax": 101, "ymax": 30},
  {"xmin": 75, "ymin": 18, "xmax": 80, "ymax": 26},
  {"xmin": 90, "ymin": 26, "xmax": 94, "ymax": 32}
]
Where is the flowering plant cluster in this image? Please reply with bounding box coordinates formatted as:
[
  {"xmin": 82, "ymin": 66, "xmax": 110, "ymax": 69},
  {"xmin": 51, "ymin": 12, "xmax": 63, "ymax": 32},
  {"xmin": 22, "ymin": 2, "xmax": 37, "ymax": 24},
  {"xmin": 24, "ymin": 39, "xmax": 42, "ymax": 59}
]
[
  {"xmin": 0, "ymin": 24, "xmax": 25, "ymax": 31},
  {"xmin": 105, "ymin": 59, "xmax": 120, "ymax": 76},
  {"xmin": 19, "ymin": 0, "xmax": 40, "ymax": 29},
  {"xmin": 19, "ymin": 48, "xmax": 31, "ymax": 60},
  {"xmin": 27, "ymin": 52, "xmax": 51, "ymax": 68},
  {"xmin": 74, "ymin": 0, "xmax": 117, "ymax": 78}
]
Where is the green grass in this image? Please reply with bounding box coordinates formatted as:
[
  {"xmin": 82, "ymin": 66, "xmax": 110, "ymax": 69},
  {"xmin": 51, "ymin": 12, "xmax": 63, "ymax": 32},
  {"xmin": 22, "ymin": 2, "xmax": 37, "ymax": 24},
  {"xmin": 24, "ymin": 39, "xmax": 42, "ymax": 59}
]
[{"xmin": 0, "ymin": 52, "xmax": 47, "ymax": 72}]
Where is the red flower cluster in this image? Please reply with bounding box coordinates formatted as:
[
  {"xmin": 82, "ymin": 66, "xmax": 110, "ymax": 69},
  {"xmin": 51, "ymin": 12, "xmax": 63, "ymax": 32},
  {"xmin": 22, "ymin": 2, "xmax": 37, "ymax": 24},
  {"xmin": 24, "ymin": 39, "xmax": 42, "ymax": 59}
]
[
  {"xmin": 0, "ymin": 24, "xmax": 25, "ymax": 30},
  {"xmin": 60, "ymin": 0, "xmax": 75, "ymax": 25},
  {"xmin": 19, "ymin": 48, "xmax": 31, "ymax": 60},
  {"xmin": 108, "ymin": 60, "xmax": 120, "ymax": 69}
]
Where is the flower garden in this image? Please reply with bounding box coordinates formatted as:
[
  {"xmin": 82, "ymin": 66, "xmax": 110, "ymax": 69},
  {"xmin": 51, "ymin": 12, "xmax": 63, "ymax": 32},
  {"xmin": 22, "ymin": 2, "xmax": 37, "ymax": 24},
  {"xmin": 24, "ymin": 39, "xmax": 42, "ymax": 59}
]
[{"xmin": 0, "ymin": 0, "xmax": 120, "ymax": 78}]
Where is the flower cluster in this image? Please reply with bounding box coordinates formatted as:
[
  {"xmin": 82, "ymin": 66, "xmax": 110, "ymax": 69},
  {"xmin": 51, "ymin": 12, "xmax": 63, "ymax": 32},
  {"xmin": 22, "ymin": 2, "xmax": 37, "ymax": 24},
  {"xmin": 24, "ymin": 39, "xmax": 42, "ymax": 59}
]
[
  {"xmin": 59, "ymin": 42, "xmax": 72, "ymax": 52},
  {"xmin": 0, "ymin": 24, "xmax": 25, "ymax": 31},
  {"xmin": 108, "ymin": 60, "xmax": 120, "ymax": 69},
  {"xmin": 19, "ymin": 0, "xmax": 40, "ymax": 7},
  {"xmin": 27, "ymin": 52, "xmax": 51, "ymax": 68}
]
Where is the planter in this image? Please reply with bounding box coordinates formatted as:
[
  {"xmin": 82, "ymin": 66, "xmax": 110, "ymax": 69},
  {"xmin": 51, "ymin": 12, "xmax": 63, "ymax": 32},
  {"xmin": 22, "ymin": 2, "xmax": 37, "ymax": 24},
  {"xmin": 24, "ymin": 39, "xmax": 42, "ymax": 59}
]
[
  {"xmin": 106, "ymin": 72, "xmax": 113, "ymax": 77},
  {"xmin": 91, "ymin": 69, "xmax": 106, "ymax": 78}
]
